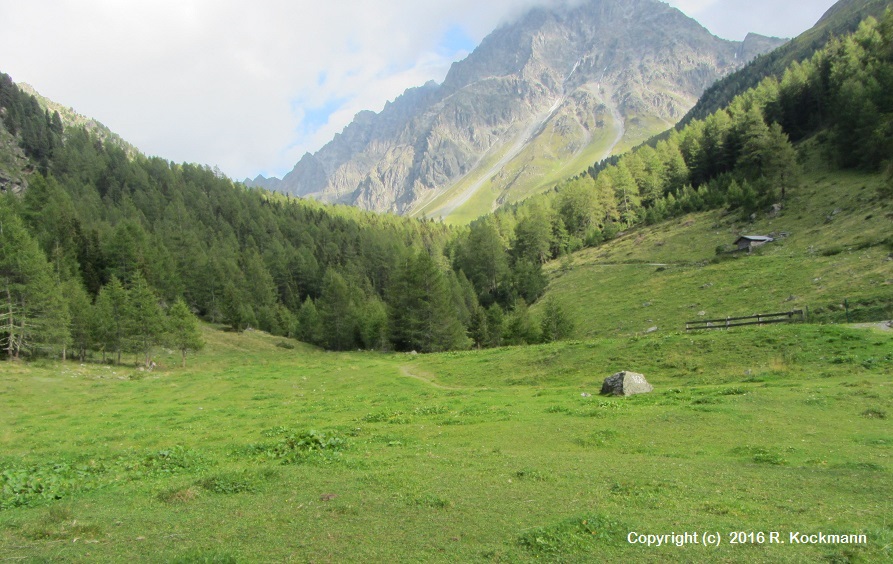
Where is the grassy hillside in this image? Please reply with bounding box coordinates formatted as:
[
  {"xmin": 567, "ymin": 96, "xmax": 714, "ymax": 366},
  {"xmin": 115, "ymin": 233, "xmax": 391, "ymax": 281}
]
[
  {"xmin": 1, "ymin": 320, "xmax": 891, "ymax": 562},
  {"xmin": 535, "ymin": 148, "xmax": 893, "ymax": 337}
]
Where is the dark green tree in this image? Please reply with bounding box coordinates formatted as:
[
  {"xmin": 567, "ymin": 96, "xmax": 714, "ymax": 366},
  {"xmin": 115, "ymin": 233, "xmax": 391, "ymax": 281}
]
[
  {"xmin": 389, "ymin": 251, "xmax": 468, "ymax": 352},
  {"xmin": 539, "ymin": 297, "xmax": 575, "ymax": 343},
  {"xmin": 165, "ymin": 297, "xmax": 204, "ymax": 367}
]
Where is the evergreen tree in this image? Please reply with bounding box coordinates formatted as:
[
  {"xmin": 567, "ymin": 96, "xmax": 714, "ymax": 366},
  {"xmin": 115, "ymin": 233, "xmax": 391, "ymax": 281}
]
[
  {"xmin": 317, "ymin": 268, "xmax": 357, "ymax": 350},
  {"xmin": 127, "ymin": 274, "xmax": 165, "ymax": 366},
  {"xmin": 389, "ymin": 251, "xmax": 468, "ymax": 352},
  {"xmin": 513, "ymin": 203, "xmax": 553, "ymax": 264},
  {"xmin": 540, "ymin": 297, "xmax": 575, "ymax": 343},
  {"xmin": 65, "ymin": 279, "xmax": 93, "ymax": 362},
  {"xmin": 469, "ymin": 305, "xmax": 489, "ymax": 349},
  {"xmin": 0, "ymin": 202, "xmax": 70, "ymax": 360},
  {"xmin": 94, "ymin": 276, "xmax": 129, "ymax": 364},
  {"xmin": 296, "ymin": 296, "xmax": 322, "ymax": 345},
  {"xmin": 503, "ymin": 301, "xmax": 538, "ymax": 346},
  {"xmin": 485, "ymin": 303, "xmax": 505, "ymax": 348},
  {"xmin": 165, "ymin": 298, "xmax": 204, "ymax": 367}
]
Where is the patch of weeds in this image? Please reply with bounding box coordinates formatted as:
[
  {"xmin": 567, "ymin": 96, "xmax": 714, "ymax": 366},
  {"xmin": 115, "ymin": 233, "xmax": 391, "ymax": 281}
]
[
  {"xmin": 261, "ymin": 426, "xmax": 290, "ymax": 437},
  {"xmin": 157, "ymin": 486, "xmax": 199, "ymax": 504},
  {"xmin": 196, "ymin": 470, "xmax": 258, "ymax": 494},
  {"xmin": 21, "ymin": 505, "xmax": 103, "ymax": 541},
  {"xmin": 275, "ymin": 341, "xmax": 295, "ymax": 349},
  {"xmin": 830, "ymin": 461, "xmax": 885, "ymax": 472},
  {"xmin": 361, "ymin": 411, "xmax": 412, "ymax": 424},
  {"xmin": 411, "ymin": 493, "xmax": 451, "ymax": 509},
  {"xmin": 518, "ymin": 514, "xmax": 625, "ymax": 556},
  {"xmin": 514, "ymin": 468, "xmax": 551, "ymax": 482},
  {"xmin": 861, "ymin": 409, "xmax": 887, "ymax": 420},
  {"xmin": 691, "ymin": 396, "xmax": 723, "ymax": 405},
  {"xmin": 546, "ymin": 405, "xmax": 571, "ymax": 414},
  {"xmin": 717, "ymin": 387, "xmax": 747, "ymax": 396},
  {"xmin": 0, "ymin": 461, "xmax": 105, "ymax": 509},
  {"xmin": 701, "ymin": 501, "xmax": 743, "ymax": 517},
  {"xmin": 244, "ymin": 429, "xmax": 346, "ymax": 465},
  {"xmin": 574, "ymin": 429, "xmax": 617, "ymax": 448},
  {"xmin": 414, "ymin": 405, "xmax": 449, "ymax": 416},
  {"xmin": 127, "ymin": 445, "xmax": 208, "ymax": 478},
  {"xmin": 855, "ymin": 436, "xmax": 891, "ymax": 448},
  {"xmin": 732, "ymin": 446, "xmax": 787, "ymax": 465}
]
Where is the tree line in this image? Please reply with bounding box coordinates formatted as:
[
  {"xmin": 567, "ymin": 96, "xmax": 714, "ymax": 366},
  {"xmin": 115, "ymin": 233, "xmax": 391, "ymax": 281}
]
[
  {"xmin": 0, "ymin": 71, "xmax": 571, "ymax": 361},
  {"xmin": 1, "ymin": 10, "xmax": 889, "ymax": 361}
]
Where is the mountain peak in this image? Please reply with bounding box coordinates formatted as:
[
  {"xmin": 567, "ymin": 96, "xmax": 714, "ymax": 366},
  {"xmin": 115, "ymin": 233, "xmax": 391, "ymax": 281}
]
[{"xmin": 261, "ymin": 0, "xmax": 785, "ymax": 220}]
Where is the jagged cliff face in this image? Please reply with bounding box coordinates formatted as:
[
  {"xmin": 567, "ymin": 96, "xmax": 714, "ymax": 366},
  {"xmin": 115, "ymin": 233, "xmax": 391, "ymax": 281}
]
[{"xmin": 253, "ymin": 0, "xmax": 785, "ymax": 221}]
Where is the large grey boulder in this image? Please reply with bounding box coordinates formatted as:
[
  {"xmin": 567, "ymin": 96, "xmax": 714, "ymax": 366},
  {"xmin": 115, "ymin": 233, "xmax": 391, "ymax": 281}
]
[{"xmin": 601, "ymin": 371, "xmax": 653, "ymax": 396}]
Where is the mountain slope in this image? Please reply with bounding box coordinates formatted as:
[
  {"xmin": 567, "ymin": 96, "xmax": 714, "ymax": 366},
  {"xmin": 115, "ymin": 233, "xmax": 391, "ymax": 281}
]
[
  {"xmin": 682, "ymin": 0, "xmax": 893, "ymax": 125},
  {"xmin": 253, "ymin": 0, "xmax": 784, "ymax": 222}
]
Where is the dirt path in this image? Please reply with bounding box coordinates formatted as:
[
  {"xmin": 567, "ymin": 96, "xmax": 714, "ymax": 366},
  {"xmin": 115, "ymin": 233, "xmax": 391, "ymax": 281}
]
[{"xmin": 398, "ymin": 365, "xmax": 466, "ymax": 390}]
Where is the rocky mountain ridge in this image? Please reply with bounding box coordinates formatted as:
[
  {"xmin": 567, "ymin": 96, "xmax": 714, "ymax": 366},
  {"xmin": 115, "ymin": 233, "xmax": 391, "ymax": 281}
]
[{"xmin": 249, "ymin": 0, "xmax": 786, "ymax": 221}]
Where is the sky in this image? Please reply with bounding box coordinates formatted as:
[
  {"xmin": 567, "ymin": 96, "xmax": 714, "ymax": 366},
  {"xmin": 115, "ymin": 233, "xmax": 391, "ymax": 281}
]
[{"xmin": 0, "ymin": 0, "xmax": 840, "ymax": 181}]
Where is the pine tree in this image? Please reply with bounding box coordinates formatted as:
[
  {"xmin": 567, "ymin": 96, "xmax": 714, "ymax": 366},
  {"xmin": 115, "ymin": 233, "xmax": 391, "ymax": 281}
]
[
  {"xmin": 317, "ymin": 269, "xmax": 357, "ymax": 350},
  {"xmin": 165, "ymin": 298, "xmax": 204, "ymax": 367},
  {"xmin": 0, "ymin": 203, "xmax": 68, "ymax": 360},
  {"xmin": 127, "ymin": 274, "xmax": 165, "ymax": 366},
  {"xmin": 540, "ymin": 297, "xmax": 575, "ymax": 343},
  {"xmin": 469, "ymin": 305, "xmax": 489, "ymax": 349},
  {"xmin": 296, "ymin": 296, "xmax": 322, "ymax": 345},
  {"xmin": 66, "ymin": 279, "xmax": 93, "ymax": 362},
  {"xmin": 94, "ymin": 276, "xmax": 129, "ymax": 364},
  {"xmin": 389, "ymin": 251, "xmax": 468, "ymax": 352}
]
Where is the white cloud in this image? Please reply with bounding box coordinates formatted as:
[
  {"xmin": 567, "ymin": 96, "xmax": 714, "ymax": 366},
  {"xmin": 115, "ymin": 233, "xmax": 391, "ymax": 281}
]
[
  {"xmin": 0, "ymin": 0, "xmax": 837, "ymax": 179},
  {"xmin": 666, "ymin": 0, "xmax": 838, "ymax": 40}
]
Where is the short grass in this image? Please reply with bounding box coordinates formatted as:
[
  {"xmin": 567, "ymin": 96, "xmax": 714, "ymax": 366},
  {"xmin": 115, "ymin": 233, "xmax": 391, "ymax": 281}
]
[
  {"xmin": 1, "ymin": 323, "xmax": 892, "ymax": 562},
  {"xmin": 538, "ymin": 160, "xmax": 893, "ymax": 337}
]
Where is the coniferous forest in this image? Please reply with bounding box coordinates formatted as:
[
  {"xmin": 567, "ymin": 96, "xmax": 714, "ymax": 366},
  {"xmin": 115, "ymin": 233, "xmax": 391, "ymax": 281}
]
[{"xmin": 1, "ymin": 11, "xmax": 892, "ymax": 363}]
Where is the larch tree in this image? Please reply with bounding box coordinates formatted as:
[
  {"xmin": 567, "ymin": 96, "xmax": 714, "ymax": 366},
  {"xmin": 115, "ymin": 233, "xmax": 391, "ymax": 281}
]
[{"xmin": 165, "ymin": 297, "xmax": 204, "ymax": 367}]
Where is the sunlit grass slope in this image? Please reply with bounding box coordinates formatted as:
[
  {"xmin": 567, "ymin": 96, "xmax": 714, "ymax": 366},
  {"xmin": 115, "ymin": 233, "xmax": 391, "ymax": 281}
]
[
  {"xmin": 537, "ymin": 158, "xmax": 893, "ymax": 337},
  {"xmin": 1, "ymin": 320, "xmax": 892, "ymax": 562}
]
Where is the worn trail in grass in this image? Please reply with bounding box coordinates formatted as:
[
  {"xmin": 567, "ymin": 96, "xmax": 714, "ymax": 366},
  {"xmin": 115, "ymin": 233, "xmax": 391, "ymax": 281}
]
[{"xmin": 1, "ymin": 322, "xmax": 891, "ymax": 562}]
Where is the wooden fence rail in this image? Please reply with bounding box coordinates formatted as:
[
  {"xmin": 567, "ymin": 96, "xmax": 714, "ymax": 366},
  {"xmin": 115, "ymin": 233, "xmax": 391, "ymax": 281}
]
[{"xmin": 686, "ymin": 309, "xmax": 805, "ymax": 331}]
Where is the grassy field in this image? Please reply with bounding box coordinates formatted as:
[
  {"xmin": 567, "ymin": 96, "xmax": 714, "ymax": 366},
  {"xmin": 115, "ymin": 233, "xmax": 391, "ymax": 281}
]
[
  {"xmin": 1, "ymin": 321, "xmax": 891, "ymax": 562},
  {"xmin": 537, "ymin": 159, "xmax": 893, "ymax": 338},
  {"xmin": 2, "ymin": 153, "xmax": 892, "ymax": 562}
]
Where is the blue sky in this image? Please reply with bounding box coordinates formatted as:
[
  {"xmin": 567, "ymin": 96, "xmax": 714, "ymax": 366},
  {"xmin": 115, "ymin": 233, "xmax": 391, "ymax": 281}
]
[{"xmin": 0, "ymin": 0, "xmax": 839, "ymax": 180}]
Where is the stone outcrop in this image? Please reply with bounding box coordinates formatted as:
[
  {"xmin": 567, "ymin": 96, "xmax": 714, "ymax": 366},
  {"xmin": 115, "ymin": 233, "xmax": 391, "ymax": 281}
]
[{"xmin": 601, "ymin": 371, "xmax": 653, "ymax": 396}]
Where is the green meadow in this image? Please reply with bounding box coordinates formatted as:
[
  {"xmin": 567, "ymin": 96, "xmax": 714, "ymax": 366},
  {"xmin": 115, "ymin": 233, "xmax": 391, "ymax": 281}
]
[
  {"xmin": 2, "ymin": 150, "xmax": 892, "ymax": 563},
  {"xmin": 1, "ymin": 320, "xmax": 891, "ymax": 562}
]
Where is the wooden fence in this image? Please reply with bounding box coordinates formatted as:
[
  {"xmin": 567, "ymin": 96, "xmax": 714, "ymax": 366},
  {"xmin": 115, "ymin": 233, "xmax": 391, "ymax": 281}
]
[{"xmin": 685, "ymin": 309, "xmax": 805, "ymax": 331}]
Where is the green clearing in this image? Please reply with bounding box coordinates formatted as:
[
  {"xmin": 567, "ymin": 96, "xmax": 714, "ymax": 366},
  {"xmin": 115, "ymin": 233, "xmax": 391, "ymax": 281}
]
[
  {"xmin": 537, "ymin": 158, "xmax": 893, "ymax": 337},
  {"xmin": 1, "ymin": 321, "xmax": 891, "ymax": 562}
]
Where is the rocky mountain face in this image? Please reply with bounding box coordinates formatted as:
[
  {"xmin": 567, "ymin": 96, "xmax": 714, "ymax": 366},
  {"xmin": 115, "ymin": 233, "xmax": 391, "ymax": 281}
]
[{"xmin": 251, "ymin": 0, "xmax": 785, "ymax": 220}]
